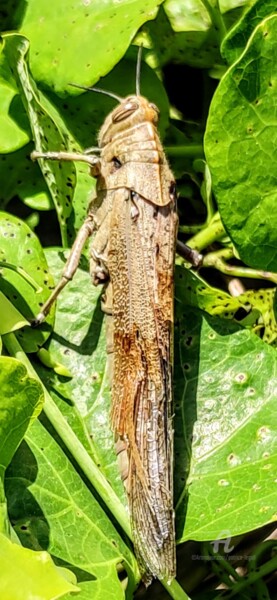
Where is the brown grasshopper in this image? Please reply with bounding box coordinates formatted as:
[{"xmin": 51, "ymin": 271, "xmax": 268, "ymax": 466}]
[{"xmin": 32, "ymin": 64, "xmax": 179, "ymax": 583}]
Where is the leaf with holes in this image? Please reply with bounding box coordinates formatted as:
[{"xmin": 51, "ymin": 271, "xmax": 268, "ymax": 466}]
[
  {"xmin": 173, "ymin": 290, "xmax": 277, "ymax": 542},
  {"xmin": 3, "ymin": 33, "xmax": 76, "ymax": 246},
  {"xmin": 175, "ymin": 268, "xmax": 276, "ymax": 345}
]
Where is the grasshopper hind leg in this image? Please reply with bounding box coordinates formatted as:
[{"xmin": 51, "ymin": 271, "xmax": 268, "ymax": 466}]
[{"xmin": 32, "ymin": 216, "xmax": 94, "ymax": 325}]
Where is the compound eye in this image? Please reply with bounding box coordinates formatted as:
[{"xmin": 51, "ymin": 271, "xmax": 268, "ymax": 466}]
[{"xmin": 112, "ymin": 100, "xmax": 139, "ymax": 123}]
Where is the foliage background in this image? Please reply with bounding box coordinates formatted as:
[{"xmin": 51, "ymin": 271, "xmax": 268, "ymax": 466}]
[{"xmin": 0, "ymin": 1, "xmax": 276, "ymax": 599}]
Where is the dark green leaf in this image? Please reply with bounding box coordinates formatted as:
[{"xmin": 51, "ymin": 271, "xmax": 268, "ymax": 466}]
[
  {"xmin": 205, "ymin": 15, "xmax": 277, "ymax": 271},
  {"xmin": 222, "ymin": 0, "xmax": 277, "ymax": 64},
  {"xmin": 0, "ymin": 144, "xmax": 52, "ymax": 211}
]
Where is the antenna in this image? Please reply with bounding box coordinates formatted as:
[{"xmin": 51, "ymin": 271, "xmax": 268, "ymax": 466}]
[
  {"xmin": 69, "ymin": 83, "xmax": 123, "ymax": 103},
  {"xmin": 136, "ymin": 45, "xmax": 143, "ymax": 96}
]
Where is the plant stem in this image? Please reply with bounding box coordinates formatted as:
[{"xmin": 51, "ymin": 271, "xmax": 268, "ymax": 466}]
[
  {"xmin": 166, "ymin": 145, "xmax": 204, "ymax": 158},
  {"xmin": 180, "ymin": 212, "xmax": 226, "ymax": 252},
  {"xmin": 200, "ymin": 0, "xmax": 226, "ymax": 44},
  {"xmin": 179, "ymin": 225, "xmax": 203, "ymax": 235},
  {"xmin": 215, "ymin": 553, "xmax": 277, "ymax": 598},
  {"xmin": 3, "ymin": 332, "xmax": 191, "ymax": 600},
  {"xmin": 203, "ymin": 249, "xmax": 277, "ymax": 284},
  {"xmin": 161, "ymin": 578, "xmax": 191, "ymax": 600}
]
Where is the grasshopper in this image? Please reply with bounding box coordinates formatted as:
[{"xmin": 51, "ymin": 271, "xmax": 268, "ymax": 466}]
[{"xmin": 32, "ymin": 57, "xmax": 180, "ymax": 583}]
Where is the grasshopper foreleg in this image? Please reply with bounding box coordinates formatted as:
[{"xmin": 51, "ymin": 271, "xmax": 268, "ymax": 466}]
[{"xmin": 31, "ymin": 150, "xmax": 101, "ymax": 173}]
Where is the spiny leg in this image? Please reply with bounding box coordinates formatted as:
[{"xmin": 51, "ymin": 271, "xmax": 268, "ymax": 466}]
[{"xmin": 32, "ymin": 216, "xmax": 94, "ymax": 325}]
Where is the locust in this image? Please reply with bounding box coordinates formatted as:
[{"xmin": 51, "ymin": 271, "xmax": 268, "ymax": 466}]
[{"xmin": 31, "ymin": 56, "xmax": 179, "ymax": 584}]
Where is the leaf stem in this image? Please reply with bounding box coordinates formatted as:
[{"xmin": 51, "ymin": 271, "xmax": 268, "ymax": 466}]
[{"xmin": 180, "ymin": 212, "xmax": 226, "ymax": 252}]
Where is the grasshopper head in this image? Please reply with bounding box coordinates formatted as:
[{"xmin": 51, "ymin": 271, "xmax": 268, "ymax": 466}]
[{"xmin": 99, "ymin": 95, "xmax": 160, "ymax": 146}]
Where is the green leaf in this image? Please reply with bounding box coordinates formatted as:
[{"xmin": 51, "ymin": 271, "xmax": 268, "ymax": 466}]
[
  {"xmin": 146, "ymin": 4, "xmax": 221, "ymax": 69},
  {"xmin": 21, "ymin": 249, "xmax": 277, "ymax": 555},
  {"xmin": 146, "ymin": 0, "xmax": 251, "ymax": 70},
  {"xmin": 0, "ymin": 83, "xmax": 30, "ymax": 153},
  {"xmin": 0, "ymin": 42, "xmax": 31, "ymax": 153},
  {"xmin": 0, "ymin": 532, "xmax": 79, "ymax": 600},
  {"xmin": 3, "ymin": 33, "xmax": 76, "ymax": 246},
  {"xmin": 205, "ymin": 15, "xmax": 277, "ymax": 271},
  {"xmin": 0, "ymin": 479, "xmax": 9, "ymax": 536},
  {"xmin": 0, "ymin": 292, "xmax": 29, "ymax": 334},
  {"xmin": 0, "ymin": 212, "xmax": 55, "ymax": 352},
  {"xmin": 164, "ymin": 0, "xmax": 211, "ymax": 31},
  {"xmin": 0, "ymin": 356, "xmax": 43, "ymax": 479},
  {"xmin": 164, "ymin": 0, "xmax": 251, "ymax": 31},
  {"xmin": 0, "ymin": 144, "xmax": 53, "ymax": 212},
  {"xmin": 5, "ymin": 417, "xmax": 138, "ymax": 596},
  {"xmin": 222, "ymin": 0, "xmax": 277, "ymax": 64},
  {"xmin": 174, "ymin": 288, "xmax": 277, "ymax": 542},
  {"xmin": 19, "ymin": 0, "xmax": 163, "ymax": 92},
  {"xmin": 174, "ymin": 268, "xmax": 277, "ymax": 345},
  {"xmin": 37, "ymin": 348, "xmax": 73, "ymax": 377},
  {"xmin": 237, "ymin": 287, "xmax": 277, "ymax": 346},
  {"xmin": 35, "ymin": 248, "xmax": 126, "ymax": 505}
]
